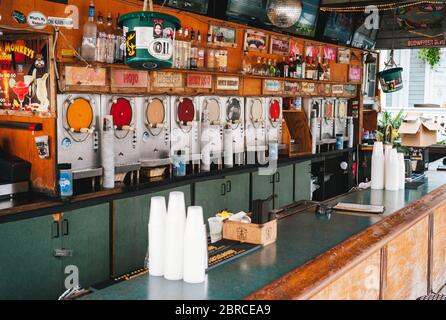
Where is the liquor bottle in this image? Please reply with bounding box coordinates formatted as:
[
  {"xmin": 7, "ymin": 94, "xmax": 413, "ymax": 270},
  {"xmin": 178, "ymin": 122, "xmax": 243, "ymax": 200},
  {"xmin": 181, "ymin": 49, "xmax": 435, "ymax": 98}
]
[
  {"xmin": 260, "ymin": 58, "xmax": 269, "ymax": 76},
  {"xmin": 277, "ymin": 57, "xmax": 289, "ymax": 78},
  {"xmin": 268, "ymin": 59, "xmax": 275, "ymax": 77},
  {"xmin": 252, "ymin": 57, "xmax": 263, "ymax": 76},
  {"xmin": 217, "ymin": 49, "xmax": 228, "ymax": 72},
  {"xmin": 305, "ymin": 55, "xmax": 314, "ymax": 80},
  {"xmin": 196, "ymin": 31, "xmax": 205, "ymax": 69},
  {"xmin": 317, "ymin": 57, "xmax": 324, "ymax": 81},
  {"xmin": 206, "ymin": 48, "xmax": 215, "ymax": 70},
  {"xmin": 273, "ymin": 59, "xmax": 280, "ymax": 77},
  {"xmin": 95, "ymin": 12, "xmax": 106, "ymax": 62},
  {"xmin": 288, "ymin": 56, "xmax": 296, "ymax": 78},
  {"xmin": 189, "ymin": 28, "xmax": 198, "ymax": 70},
  {"xmin": 242, "ymin": 51, "xmax": 252, "ymax": 75},
  {"xmin": 295, "ymin": 55, "xmax": 303, "ymax": 79},
  {"xmin": 105, "ymin": 13, "xmax": 115, "ymax": 63},
  {"xmin": 81, "ymin": 1, "xmax": 97, "ymax": 62},
  {"xmin": 207, "ymin": 30, "xmax": 212, "ymax": 44},
  {"xmin": 113, "ymin": 14, "xmax": 125, "ymax": 63}
]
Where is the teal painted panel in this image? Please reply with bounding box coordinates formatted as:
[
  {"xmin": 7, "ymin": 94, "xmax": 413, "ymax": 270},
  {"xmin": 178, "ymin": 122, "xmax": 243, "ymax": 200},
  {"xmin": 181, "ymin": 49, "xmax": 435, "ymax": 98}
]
[
  {"xmin": 114, "ymin": 195, "xmax": 150, "ymax": 277},
  {"xmin": 195, "ymin": 178, "xmax": 226, "ymax": 220},
  {"xmin": 274, "ymin": 165, "xmax": 294, "ymax": 209},
  {"xmin": 0, "ymin": 216, "xmax": 62, "ymax": 300},
  {"xmin": 295, "ymin": 161, "xmax": 312, "ymax": 201},
  {"xmin": 252, "ymin": 172, "xmax": 274, "ymax": 212},
  {"xmin": 62, "ymin": 204, "xmax": 110, "ymax": 290},
  {"xmin": 226, "ymin": 173, "xmax": 250, "ymax": 213}
]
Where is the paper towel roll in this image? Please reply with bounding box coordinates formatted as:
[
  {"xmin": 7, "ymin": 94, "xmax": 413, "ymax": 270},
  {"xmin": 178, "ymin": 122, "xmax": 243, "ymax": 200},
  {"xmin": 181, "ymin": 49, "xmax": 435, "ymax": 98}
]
[
  {"xmin": 385, "ymin": 148, "xmax": 399, "ymax": 191},
  {"xmin": 101, "ymin": 115, "xmax": 115, "ymax": 189},
  {"xmin": 371, "ymin": 142, "xmax": 384, "ymax": 190},
  {"xmin": 224, "ymin": 129, "xmax": 234, "ymax": 168},
  {"xmin": 164, "ymin": 192, "xmax": 187, "ymax": 281},
  {"xmin": 148, "ymin": 196, "xmax": 167, "ymax": 277}
]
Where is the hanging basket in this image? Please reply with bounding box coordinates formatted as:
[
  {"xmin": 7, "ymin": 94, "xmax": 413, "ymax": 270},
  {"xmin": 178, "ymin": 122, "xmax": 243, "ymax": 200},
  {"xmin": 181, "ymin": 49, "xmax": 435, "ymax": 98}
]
[
  {"xmin": 378, "ymin": 67, "xmax": 403, "ymax": 93},
  {"xmin": 118, "ymin": 11, "xmax": 181, "ymax": 70}
]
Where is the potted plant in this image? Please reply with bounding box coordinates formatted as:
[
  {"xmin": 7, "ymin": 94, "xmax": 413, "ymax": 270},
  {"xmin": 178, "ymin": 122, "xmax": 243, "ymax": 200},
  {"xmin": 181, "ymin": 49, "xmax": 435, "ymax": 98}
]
[
  {"xmin": 418, "ymin": 48, "xmax": 442, "ymax": 70},
  {"xmin": 377, "ymin": 109, "xmax": 405, "ymax": 146}
]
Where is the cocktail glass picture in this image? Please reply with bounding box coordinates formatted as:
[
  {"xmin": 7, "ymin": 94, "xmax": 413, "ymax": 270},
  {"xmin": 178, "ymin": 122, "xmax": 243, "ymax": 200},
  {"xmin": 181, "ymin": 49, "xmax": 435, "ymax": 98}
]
[{"xmin": 11, "ymin": 81, "xmax": 30, "ymax": 110}]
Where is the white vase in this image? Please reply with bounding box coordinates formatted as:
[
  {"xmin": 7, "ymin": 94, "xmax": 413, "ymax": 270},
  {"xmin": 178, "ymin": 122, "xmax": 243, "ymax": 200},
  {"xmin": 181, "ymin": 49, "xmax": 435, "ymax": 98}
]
[
  {"xmin": 164, "ymin": 192, "xmax": 187, "ymax": 281},
  {"xmin": 385, "ymin": 149, "xmax": 399, "ymax": 191},
  {"xmin": 371, "ymin": 142, "xmax": 385, "ymax": 190}
]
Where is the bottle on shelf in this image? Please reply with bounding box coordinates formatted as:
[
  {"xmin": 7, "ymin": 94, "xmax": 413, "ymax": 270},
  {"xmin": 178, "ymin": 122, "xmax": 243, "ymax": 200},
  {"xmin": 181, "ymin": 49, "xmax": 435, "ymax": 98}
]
[
  {"xmin": 260, "ymin": 58, "xmax": 269, "ymax": 76},
  {"xmin": 295, "ymin": 55, "xmax": 303, "ymax": 79},
  {"xmin": 196, "ymin": 31, "xmax": 205, "ymax": 70},
  {"xmin": 288, "ymin": 56, "xmax": 296, "ymax": 78},
  {"xmin": 113, "ymin": 13, "xmax": 125, "ymax": 63},
  {"xmin": 277, "ymin": 57, "xmax": 289, "ymax": 78},
  {"xmin": 206, "ymin": 47, "xmax": 215, "ymax": 71},
  {"xmin": 273, "ymin": 59, "xmax": 280, "ymax": 77},
  {"xmin": 242, "ymin": 51, "xmax": 252, "ymax": 75},
  {"xmin": 95, "ymin": 11, "xmax": 107, "ymax": 63},
  {"xmin": 105, "ymin": 12, "xmax": 115, "ymax": 64},
  {"xmin": 305, "ymin": 55, "xmax": 315, "ymax": 80},
  {"xmin": 81, "ymin": 1, "xmax": 97, "ymax": 62},
  {"xmin": 217, "ymin": 49, "xmax": 228, "ymax": 72},
  {"xmin": 252, "ymin": 57, "xmax": 263, "ymax": 76},
  {"xmin": 207, "ymin": 29, "xmax": 212, "ymax": 44},
  {"xmin": 189, "ymin": 28, "xmax": 198, "ymax": 70},
  {"xmin": 268, "ymin": 59, "xmax": 275, "ymax": 77}
]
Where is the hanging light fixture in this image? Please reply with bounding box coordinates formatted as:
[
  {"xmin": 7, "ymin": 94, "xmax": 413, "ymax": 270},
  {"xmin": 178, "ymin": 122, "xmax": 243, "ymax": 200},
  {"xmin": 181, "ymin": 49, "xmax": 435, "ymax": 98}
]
[{"xmin": 267, "ymin": 0, "xmax": 303, "ymax": 28}]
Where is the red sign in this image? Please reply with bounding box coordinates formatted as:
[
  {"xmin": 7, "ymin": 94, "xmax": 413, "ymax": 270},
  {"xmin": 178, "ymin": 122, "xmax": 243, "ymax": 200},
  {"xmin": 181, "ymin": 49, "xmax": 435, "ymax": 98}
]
[
  {"xmin": 407, "ymin": 38, "xmax": 446, "ymax": 48},
  {"xmin": 186, "ymin": 74, "xmax": 212, "ymax": 89},
  {"xmin": 111, "ymin": 69, "xmax": 148, "ymax": 88}
]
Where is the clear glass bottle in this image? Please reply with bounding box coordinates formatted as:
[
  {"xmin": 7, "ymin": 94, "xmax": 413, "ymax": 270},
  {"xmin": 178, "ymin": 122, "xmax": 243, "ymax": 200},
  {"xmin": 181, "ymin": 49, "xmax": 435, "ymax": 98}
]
[
  {"xmin": 252, "ymin": 57, "xmax": 263, "ymax": 76},
  {"xmin": 95, "ymin": 12, "xmax": 106, "ymax": 62},
  {"xmin": 274, "ymin": 59, "xmax": 280, "ymax": 77},
  {"xmin": 260, "ymin": 58, "xmax": 268, "ymax": 76},
  {"xmin": 105, "ymin": 13, "xmax": 115, "ymax": 63},
  {"xmin": 113, "ymin": 13, "xmax": 125, "ymax": 63},
  {"xmin": 81, "ymin": 1, "xmax": 97, "ymax": 62},
  {"xmin": 196, "ymin": 31, "xmax": 205, "ymax": 69},
  {"xmin": 268, "ymin": 59, "xmax": 275, "ymax": 77},
  {"xmin": 206, "ymin": 48, "xmax": 215, "ymax": 70},
  {"xmin": 242, "ymin": 51, "xmax": 252, "ymax": 75},
  {"xmin": 295, "ymin": 55, "xmax": 303, "ymax": 79},
  {"xmin": 218, "ymin": 49, "xmax": 228, "ymax": 72},
  {"xmin": 189, "ymin": 28, "xmax": 198, "ymax": 70}
]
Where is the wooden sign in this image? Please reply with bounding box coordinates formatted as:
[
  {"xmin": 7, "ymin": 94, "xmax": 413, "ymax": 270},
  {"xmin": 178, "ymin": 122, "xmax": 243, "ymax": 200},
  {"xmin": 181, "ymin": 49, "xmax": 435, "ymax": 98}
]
[
  {"xmin": 64, "ymin": 66, "xmax": 107, "ymax": 86},
  {"xmin": 263, "ymin": 79, "xmax": 283, "ymax": 94},
  {"xmin": 111, "ymin": 69, "xmax": 148, "ymax": 88},
  {"xmin": 152, "ymin": 72, "xmax": 184, "ymax": 88},
  {"xmin": 332, "ymin": 84, "xmax": 344, "ymax": 94},
  {"xmin": 301, "ymin": 82, "xmax": 316, "ymax": 95},
  {"xmin": 284, "ymin": 81, "xmax": 300, "ymax": 95},
  {"xmin": 244, "ymin": 29, "xmax": 268, "ymax": 52},
  {"xmin": 186, "ymin": 74, "xmax": 213, "ymax": 89},
  {"xmin": 216, "ymin": 76, "xmax": 240, "ymax": 91},
  {"xmin": 345, "ymin": 84, "xmax": 357, "ymax": 95},
  {"xmin": 269, "ymin": 36, "xmax": 290, "ymax": 55},
  {"xmin": 407, "ymin": 38, "xmax": 446, "ymax": 48}
]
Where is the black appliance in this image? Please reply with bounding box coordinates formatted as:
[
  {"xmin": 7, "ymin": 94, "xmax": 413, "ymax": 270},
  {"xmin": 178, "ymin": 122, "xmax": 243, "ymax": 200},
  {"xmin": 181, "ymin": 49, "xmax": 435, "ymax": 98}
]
[{"xmin": 153, "ymin": 0, "xmax": 210, "ymax": 15}]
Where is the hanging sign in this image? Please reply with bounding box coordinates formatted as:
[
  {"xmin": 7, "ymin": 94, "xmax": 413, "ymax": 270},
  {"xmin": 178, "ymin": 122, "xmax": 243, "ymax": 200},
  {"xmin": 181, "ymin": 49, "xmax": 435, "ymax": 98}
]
[
  {"xmin": 111, "ymin": 69, "xmax": 148, "ymax": 88},
  {"xmin": 216, "ymin": 76, "xmax": 240, "ymax": 91},
  {"xmin": 407, "ymin": 38, "xmax": 446, "ymax": 48},
  {"xmin": 27, "ymin": 11, "xmax": 47, "ymax": 29},
  {"xmin": 152, "ymin": 72, "xmax": 183, "ymax": 88},
  {"xmin": 47, "ymin": 16, "xmax": 74, "ymax": 28},
  {"xmin": 186, "ymin": 74, "xmax": 212, "ymax": 89}
]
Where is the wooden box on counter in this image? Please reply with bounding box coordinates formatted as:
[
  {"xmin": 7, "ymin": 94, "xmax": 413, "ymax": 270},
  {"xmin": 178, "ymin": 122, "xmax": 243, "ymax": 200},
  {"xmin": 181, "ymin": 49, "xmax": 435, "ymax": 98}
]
[{"xmin": 223, "ymin": 219, "xmax": 277, "ymax": 246}]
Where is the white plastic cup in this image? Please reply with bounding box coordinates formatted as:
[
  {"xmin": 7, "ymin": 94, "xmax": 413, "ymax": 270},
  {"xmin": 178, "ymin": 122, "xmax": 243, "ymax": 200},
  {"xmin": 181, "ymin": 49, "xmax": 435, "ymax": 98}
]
[
  {"xmin": 148, "ymin": 196, "xmax": 167, "ymax": 277},
  {"xmin": 183, "ymin": 206, "xmax": 206, "ymax": 284},
  {"xmin": 208, "ymin": 217, "xmax": 223, "ymax": 243},
  {"xmin": 371, "ymin": 141, "xmax": 384, "ymax": 190},
  {"xmin": 164, "ymin": 192, "xmax": 187, "ymax": 281}
]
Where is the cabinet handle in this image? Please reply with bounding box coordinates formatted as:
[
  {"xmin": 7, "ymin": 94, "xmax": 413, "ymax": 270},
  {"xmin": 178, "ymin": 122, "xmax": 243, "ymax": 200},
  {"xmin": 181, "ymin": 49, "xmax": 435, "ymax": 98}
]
[
  {"xmin": 276, "ymin": 172, "xmax": 281, "ymax": 183},
  {"xmin": 52, "ymin": 221, "xmax": 60, "ymax": 239},
  {"xmin": 221, "ymin": 183, "xmax": 226, "ymax": 196},
  {"xmin": 53, "ymin": 249, "xmax": 73, "ymax": 258},
  {"xmin": 226, "ymin": 180, "xmax": 232, "ymax": 193},
  {"xmin": 269, "ymin": 175, "xmax": 274, "ymax": 184},
  {"xmin": 62, "ymin": 219, "xmax": 69, "ymax": 236}
]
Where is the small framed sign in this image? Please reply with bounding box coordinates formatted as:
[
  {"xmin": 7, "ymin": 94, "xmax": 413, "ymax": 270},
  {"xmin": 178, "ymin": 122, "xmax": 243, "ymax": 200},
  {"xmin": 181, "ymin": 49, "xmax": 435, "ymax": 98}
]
[
  {"xmin": 332, "ymin": 84, "xmax": 344, "ymax": 94},
  {"xmin": 263, "ymin": 79, "xmax": 283, "ymax": 94},
  {"xmin": 349, "ymin": 65, "xmax": 362, "ymax": 82},
  {"xmin": 338, "ymin": 48, "xmax": 351, "ymax": 64},
  {"xmin": 284, "ymin": 81, "xmax": 300, "ymax": 95},
  {"xmin": 111, "ymin": 69, "xmax": 148, "ymax": 88},
  {"xmin": 345, "ymin": 84, "xmax": 358, "ymax": 95},
  {"xmin": 209, "ymin": 25, "xmax": 237, "ymax": 48},
  {"xmin": 269, "ymin": 36, "xmax": 290, "ymax": 55},
  {"xmin": 152, "ymin": 72, "xmax": 184, "ymax": 88},
  {"xmin": 216, "ymin": 76, "xmax": 240, "ymax": 91},
  {"xmin": 323, "ymin": 47, "xmax": 337, "ymax": 61},
  {"xmin": 64, "ymin": 66, "xmax": 107, "ymax": 86},
  {"xmin": 244, "ymin": 29, "xmax": 268, "ymax": 52},
  {"xmin": 186, "ymin": 74, "xmax": 213, "ymax": 89},
  {"xmin": 301, "ymin": 82, "xmax": 316, "ymax": 95}
]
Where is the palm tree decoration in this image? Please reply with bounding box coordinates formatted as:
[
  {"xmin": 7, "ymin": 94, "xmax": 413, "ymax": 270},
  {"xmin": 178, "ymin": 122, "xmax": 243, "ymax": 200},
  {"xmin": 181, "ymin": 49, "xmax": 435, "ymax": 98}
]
[{"xmin": 377, "ymin": 109, "xmax": 405, "ymax": 145}]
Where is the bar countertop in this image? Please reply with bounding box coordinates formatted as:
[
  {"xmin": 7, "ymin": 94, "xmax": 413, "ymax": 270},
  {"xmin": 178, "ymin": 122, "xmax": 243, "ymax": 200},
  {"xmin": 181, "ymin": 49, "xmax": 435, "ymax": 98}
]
[{"xmin": 81, "ymin": 160, "xmax": 446, "ymax": 300}]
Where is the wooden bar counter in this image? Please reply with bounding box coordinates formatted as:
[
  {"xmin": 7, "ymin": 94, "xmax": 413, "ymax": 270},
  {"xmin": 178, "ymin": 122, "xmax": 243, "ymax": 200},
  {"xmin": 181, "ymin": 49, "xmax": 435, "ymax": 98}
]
[{"xmin": 82, "ymin": 160, "xmax": 446, "ymax": 300}]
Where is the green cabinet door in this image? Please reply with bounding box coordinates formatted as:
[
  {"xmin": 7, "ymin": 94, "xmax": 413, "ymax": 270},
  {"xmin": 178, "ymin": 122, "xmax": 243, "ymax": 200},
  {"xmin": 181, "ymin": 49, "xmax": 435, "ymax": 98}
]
[
  {"xmin": 61, "ymin": 204, "xmax": 110, "ymax": 290},
  {"xmin": 0, "ymin": 216, "xmax": 62, "ymax": 300},
  {"xmin": 195, "ymin": 178, "xmax": 226, "ymax": 220},
  {"xmin": 295, "ymin": 161, "xmax": 312, "ymax": 201},
  {"xmin": 252, "ymin": 171, "xmax": 274, "ymax": 212},
  {"xmin": 225, "ymin": 173, "xmax": 250, "ymax": 213},
  {"xmin": 114, "ymin": 195, "xmax": 150, "ymax": 277},
  {"xmin": 274, "ymin": 165, "xmax": 294, "ymax": 209}
]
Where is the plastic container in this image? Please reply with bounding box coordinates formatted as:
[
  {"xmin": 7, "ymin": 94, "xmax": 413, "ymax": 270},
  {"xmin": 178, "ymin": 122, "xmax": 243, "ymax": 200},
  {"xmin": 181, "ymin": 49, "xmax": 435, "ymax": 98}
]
[
  {"xmin": 336, "ymin": 134, "xmax": 344, "ymax": 150},
  {"xmin": 58, "ymin": 163, "xmax": 73, "ymax": 197},
  {"xmin": 172, "ymin": 150, "xmax": 186, "ymax": 177},
  {"xmin": 118, "ymin": 11, "xmax": 181, "ymax": 70}
]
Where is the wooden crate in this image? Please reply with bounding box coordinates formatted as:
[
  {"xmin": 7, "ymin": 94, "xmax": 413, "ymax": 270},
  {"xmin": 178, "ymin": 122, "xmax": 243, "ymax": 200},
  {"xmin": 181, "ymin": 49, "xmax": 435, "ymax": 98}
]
[{"xmin": 223, "ymin": 219, "xmax": 277, "ymax": 246}]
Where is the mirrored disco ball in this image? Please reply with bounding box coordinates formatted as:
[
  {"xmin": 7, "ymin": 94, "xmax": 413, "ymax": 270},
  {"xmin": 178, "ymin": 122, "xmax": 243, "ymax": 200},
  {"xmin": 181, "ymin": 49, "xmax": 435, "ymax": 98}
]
[{"xmin": 267, "ymin": 0, "xmax": 303, "ymax": 28}]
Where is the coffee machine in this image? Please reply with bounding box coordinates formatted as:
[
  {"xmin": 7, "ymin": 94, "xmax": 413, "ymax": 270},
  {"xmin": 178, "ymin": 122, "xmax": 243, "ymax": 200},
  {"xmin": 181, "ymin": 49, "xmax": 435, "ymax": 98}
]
[
  {"xmin": 320, "ymin": 98, "xmax": 335, "ymax": 143},
  {"xmin": 199, "ymin": 96, "xmax": 224, "ymax": 171},
  {"xmin": 245, "ymin": 97, "xmax": 267, "ymax": 160},
  {"xmin": 138, "ymin": 96, "xmax": 171, "ymax": 168},
  {"xmin": 224, "ymin": 97, "xmax": 245, "ymax": 166},
  {"xmin": 334, "ymin": 98, "xmax": 348, "ymax": 139},
  {"xmin": 170, "ymin": 96, "xmax": 200, "ymax": 170},
  {"xmin": 303, "ymin": 97, "xmax": 322, "ymax": 150},
  {"xmin": 101, "ymin": 95, "xmax": 141, "ymax": 181},
  {"xmin": 57, "ymin": 93, "xmax": 102, "ymax": 181}
]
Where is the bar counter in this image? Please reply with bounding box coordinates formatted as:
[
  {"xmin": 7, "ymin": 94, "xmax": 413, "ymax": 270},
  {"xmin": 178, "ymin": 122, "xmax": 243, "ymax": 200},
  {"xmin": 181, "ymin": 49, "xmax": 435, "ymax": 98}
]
[{"xmin": 82, "ymin": 160, "xmax": 446, "ymax": 300}]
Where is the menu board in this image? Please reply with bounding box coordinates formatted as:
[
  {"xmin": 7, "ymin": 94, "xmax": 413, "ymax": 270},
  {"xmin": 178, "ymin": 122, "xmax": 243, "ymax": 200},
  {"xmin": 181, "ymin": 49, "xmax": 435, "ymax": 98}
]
[{"xmin": 0, "ymin": 39, "xmax": 50, "ymax": 113}]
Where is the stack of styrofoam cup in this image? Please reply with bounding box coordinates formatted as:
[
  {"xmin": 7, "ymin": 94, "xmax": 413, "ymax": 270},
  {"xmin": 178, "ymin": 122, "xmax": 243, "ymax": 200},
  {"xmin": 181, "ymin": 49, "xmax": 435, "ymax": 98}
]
[
  {"xmin": 398, "ymin": 153, "xmax": 406, "ymax": 190},
  {"xmin": 371, "ymin": 141, "xmax": 384, "ymax": 190},
  {"xmin": 385, "ymin": 148, "xmax": 400, "ymax": 191},
  {"xmin": 148, "ymin": 196, "xmax": 167, "ymax": 277}
]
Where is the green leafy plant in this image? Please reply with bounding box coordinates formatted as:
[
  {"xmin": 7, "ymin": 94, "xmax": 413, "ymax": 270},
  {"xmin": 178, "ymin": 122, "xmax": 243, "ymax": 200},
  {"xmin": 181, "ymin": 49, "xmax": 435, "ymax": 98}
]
[
  {"xmin": 377, "ymin": 109, "xmax": 405, "ymax": 144},
  {"xmin": 418, "ymin": 48, "xmax": 442, "ymax": 69}
]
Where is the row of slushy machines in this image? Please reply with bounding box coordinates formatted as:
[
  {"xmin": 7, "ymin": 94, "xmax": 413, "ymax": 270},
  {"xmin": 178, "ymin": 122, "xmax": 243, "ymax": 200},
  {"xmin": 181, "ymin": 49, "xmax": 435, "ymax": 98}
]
[{"xmin": 57, "ymin": 93, "xmax": 352, "ymax": 181}]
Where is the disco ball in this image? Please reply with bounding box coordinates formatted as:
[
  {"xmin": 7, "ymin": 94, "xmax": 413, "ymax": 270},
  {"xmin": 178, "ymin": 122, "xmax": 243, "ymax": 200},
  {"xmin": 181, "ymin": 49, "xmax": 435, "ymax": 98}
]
[{"xmin": 267, "ymin": 0, "xmax": 303, "ymax": 28}]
